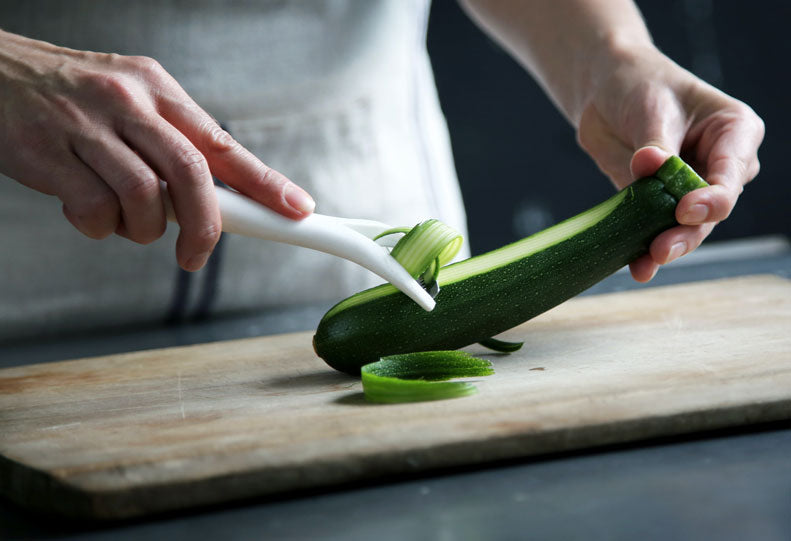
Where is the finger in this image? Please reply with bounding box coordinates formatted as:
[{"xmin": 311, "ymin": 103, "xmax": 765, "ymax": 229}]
[
  {"xmin": 628, "ymin": 221, "xmax": 716, "ymax": 282},
  {"xmin": 675, "ymin": 183, "xmax": 737, "ymax": 226},
  {"xmin": 44, "ymin": 153, "xmax": 121, "ymax": 239},
  {"xmin": 648, "ymin": 222, "xmax": 716, "ymax": 265},
  {"xmin": 121, "ymin": 114, "xmax": 220, "ymax": 271},
  {"xmin": 72, "ymin": 132, "xmax": 166, "ymax": 244},
  {"xmin": 675, "ymin": 104, "xmax": 763, "ymax": 224},
  {"xmin": 629, "ymin": 254, "xmax": 659, "ymax": 283},
  {"xmin": 159, "ymin": 96, "xmax": 315, "ymax": 218},
  {"xmin": 633, "ymin": 143, "xmax": 739, "ymax": 227},
  {"xmin": 693, "ymin": 104, "xmax": 764, "ymax": 188},
  {"xmin": 577, "ymin": 104, "xmax": 634, "ymax": 188},
  {"xmin": 629, "ymin": 145, "xmax": 671, "ymax": 179}
]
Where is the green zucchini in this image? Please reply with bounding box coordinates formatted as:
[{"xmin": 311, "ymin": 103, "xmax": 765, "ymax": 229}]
[{"xmin": 313, "ymin": 156, "xmax": 708, "ymax": 375}]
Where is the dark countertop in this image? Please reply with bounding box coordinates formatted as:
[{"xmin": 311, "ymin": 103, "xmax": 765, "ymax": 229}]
[{"xmin": 2, "ymin": 236, "xmax": 791, "ymax": 540}]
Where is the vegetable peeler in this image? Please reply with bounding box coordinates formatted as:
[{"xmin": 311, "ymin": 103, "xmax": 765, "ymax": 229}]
[{"xmin": 161, "ymin": 184, "xmax": 436, "ymax": 311}]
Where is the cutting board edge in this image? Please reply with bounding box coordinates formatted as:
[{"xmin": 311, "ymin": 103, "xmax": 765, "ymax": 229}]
[
  {"xmin": 4, "ymin": 396, "xmax": 790, "ymax": 521},
  {"xmin": 0, "ymin": 452, "xmax": 95, "ymax": 520}
]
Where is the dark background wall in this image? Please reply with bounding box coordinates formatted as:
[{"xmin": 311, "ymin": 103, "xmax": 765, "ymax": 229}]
[{"xmin": 427, "ymin": 0, "xmax": 789, "ymax": 255}]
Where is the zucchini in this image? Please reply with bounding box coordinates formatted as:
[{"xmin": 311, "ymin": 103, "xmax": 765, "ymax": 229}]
[{"xmin": 314, "ymin": 156, "xmax": 708, "ymax": 375}]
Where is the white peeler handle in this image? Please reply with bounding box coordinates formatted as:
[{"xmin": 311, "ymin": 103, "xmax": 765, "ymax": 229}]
[{"xmin": 161, "ymin": 184, "xmax": 435, "ymax": 311}]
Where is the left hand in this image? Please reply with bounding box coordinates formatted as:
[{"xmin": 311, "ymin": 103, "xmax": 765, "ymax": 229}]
[{"xmin": 577, "ymin": 45, "xmax": 765, "ymax": 281}]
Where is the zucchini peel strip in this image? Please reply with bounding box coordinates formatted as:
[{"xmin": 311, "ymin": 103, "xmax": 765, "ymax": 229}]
[
  {"xmin": 375, "ymin": 219, "xmax": 463, "ymax": 292},
  {"xmin": 361, "ymin": 351, "xmax": 494, "ymax": 404},
  {"xmin": 477, "ymin": 337, "xmax": 524, "ymax": 353}
]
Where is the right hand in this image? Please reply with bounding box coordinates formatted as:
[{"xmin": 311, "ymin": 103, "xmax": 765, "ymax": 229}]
[
  {"xmin": 575, "ymin": 45, "xmax": 764, "ymax": 282},
  {"xmin": 0, "ymin": 29, "xmax": 315, "ymax": 271}
]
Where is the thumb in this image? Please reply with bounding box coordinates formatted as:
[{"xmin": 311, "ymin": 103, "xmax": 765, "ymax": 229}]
[{"xmin": 630, "ymin": 145, "xmax": 673, "ymax": 179}]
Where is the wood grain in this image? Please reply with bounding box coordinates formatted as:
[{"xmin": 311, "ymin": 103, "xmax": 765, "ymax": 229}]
[{"xmin": 1, "ymin": 275, "xmax": 790, "ymax": 519}]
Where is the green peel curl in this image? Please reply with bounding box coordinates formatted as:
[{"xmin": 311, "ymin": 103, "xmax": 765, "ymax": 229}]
[{"xmin": 361, "ymin": 351, "xmax": 494, "ymax": 404}]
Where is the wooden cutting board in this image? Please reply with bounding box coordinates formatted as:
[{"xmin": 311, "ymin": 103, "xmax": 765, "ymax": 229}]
[{"xmin": 2, "ymin": 275, "xmax": 790, "ymax": 519}]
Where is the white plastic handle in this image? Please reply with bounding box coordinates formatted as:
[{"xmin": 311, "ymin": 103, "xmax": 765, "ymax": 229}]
[{"xmin": 162, "ymin": 184, "xmax": 436, "ymax": 311}]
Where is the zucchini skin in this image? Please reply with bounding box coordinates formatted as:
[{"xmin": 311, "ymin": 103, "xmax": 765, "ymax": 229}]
[{"xmin": 314, "ymin": 175, "xmax": 686, "ymax": 375}]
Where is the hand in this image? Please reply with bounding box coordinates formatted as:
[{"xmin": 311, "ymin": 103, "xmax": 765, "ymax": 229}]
[
  {"xmin": 0, "ymin": 30, "xmax": 315, "ymax": 271},
  {"xmin": 577, "ymin": 45, "xmax": 765, "ymax": 281}
]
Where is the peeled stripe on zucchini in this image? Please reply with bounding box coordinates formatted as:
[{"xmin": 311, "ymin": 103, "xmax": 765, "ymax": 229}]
[{"xmin": 313, "ymin": 156, "xmax": 708, "ymax": 375}]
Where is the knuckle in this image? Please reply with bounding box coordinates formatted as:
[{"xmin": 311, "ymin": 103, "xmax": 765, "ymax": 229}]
[
  {"xmin": 575, "ymin": 127, "xmax": 591, "ymax": 152},
  {"xmin": 732, "ymin": 158, "xmax": 749, "ymax": 183},
  {"xmin": 86, "ymin": 189, "xmax": 121, "ymax": 219},
  {"xmin": 132, "ymin": 219, "xmax": 167, "ymax": 245},
  {"xmin": 730, "ymin": 101, "xmax": 753, "ymax": 118},
  {"xmin": 120, "ymin": 168, "xmax": 159, "ymax": 203},
  {"xmin": 95, "ymin": 52, "xmax": 124, "ymax": 69},
  {"xmin": 128, "ymin": 55, "xmax": 165, "ymax": 79},
  {"xmin": 89, "ymin": 73, "xmax": 138, "ymax": 107},
  {"xmin": 257, "ymin": 164, "xmax": 284, "ymax": 190},
  {"xmin": 71, "ymin": 191, "xmax": 120, "ymax": 238},
  {"xmin": 258, "ymin": 164, "xmax": 276, "ymax": 187},
  {"xmin": 753, "ymin": 113, "xmax": 766, "ymax": 140},
  {"xmin": 191, "ymin": 221, "xmax": 222, "ymax": 249},
  {"xmin": 204, "ymin": 122, "xmax": 235, "ymax": 152},
  {"xmin": 749, "ymin": 158, "xmax": 760, "ymax": 180},
  {"xmin": 732, "ymin": 102, "xmax": 765, "ymax": 138},
  {"xmin": 732, "ymin": 101, "xmax": 757, "ymax": 121},
  {"xmin": 121, "ymin": 111, "xmax": 159, "ymax": 135},
  {"xmin": 710, "ymin": 153, "xmax": 748, "ymax": 182},
  {"xmin": 172, "ymin": 147, "xmax": 209, "ymax": 181}
]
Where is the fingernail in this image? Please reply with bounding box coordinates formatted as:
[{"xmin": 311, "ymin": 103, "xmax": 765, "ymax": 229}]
[
  {"xmin": 682, "ymin": 204, "xmax": 709, "ymax": 224},
  {"xmin": 285, "ymin": 184, "xmax": 316, "ymax": 215},
  {"xmin": 666, "ymin": 241, "xmax": 687, "ymax": 263},
  {"xmin": 185, "ymin": 250, "xmax": 211, "ymax": 271},
  {"xmin": 647, "ymin": 265, "xmax": 659, "ymax": 281}
]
